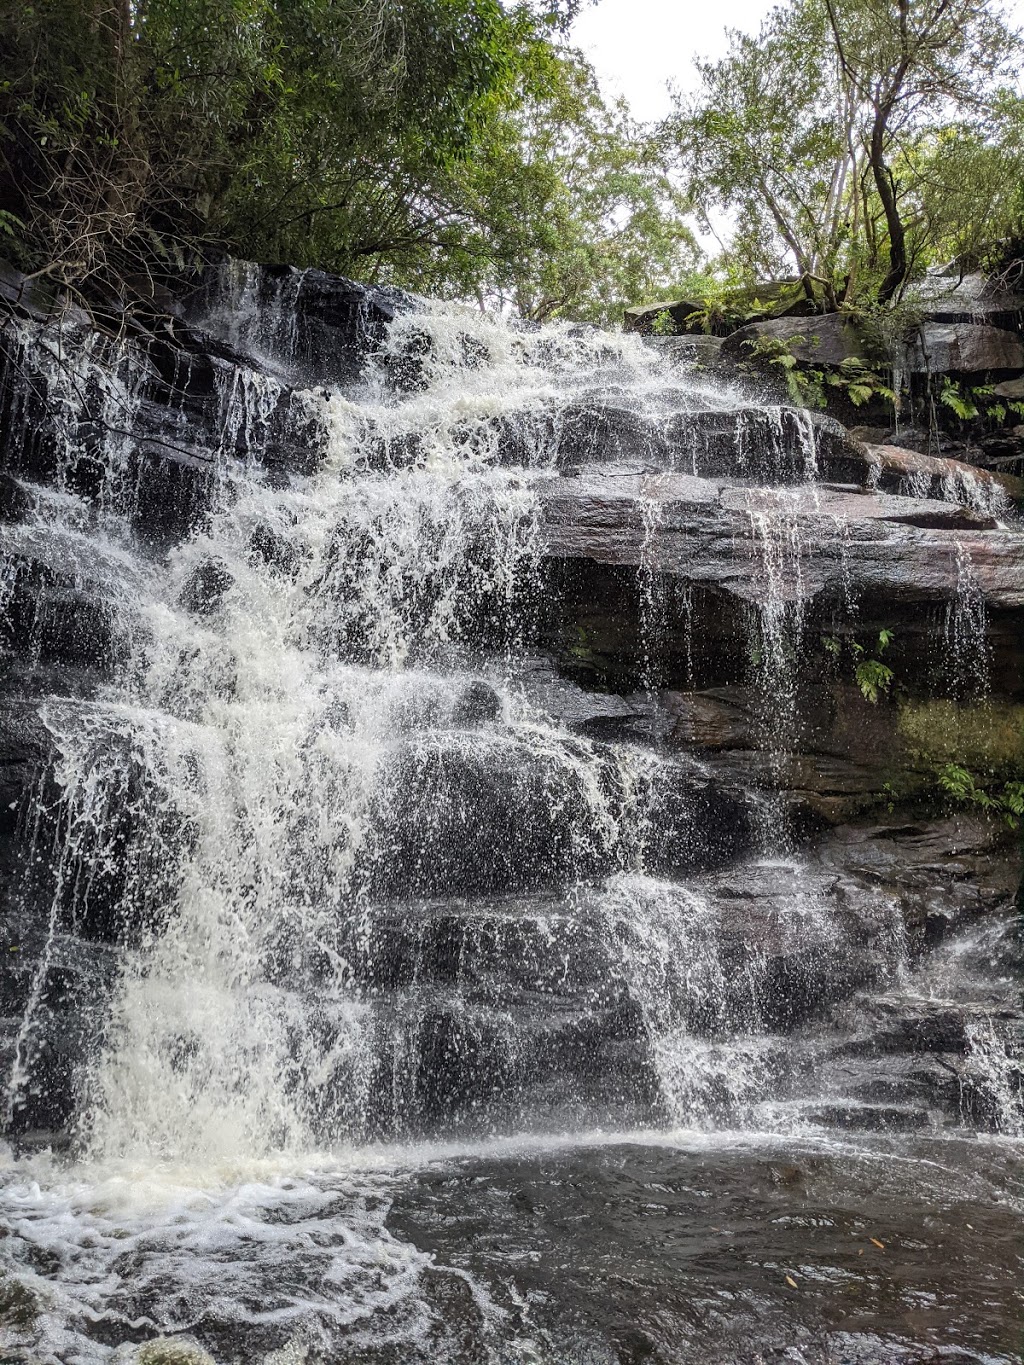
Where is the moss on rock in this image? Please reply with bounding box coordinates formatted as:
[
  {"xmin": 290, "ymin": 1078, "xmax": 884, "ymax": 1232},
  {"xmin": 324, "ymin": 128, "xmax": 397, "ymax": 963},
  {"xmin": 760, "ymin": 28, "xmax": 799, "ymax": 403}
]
[{"xmin": 897, "ymin": 700, "xmax": 1024, "ymax": 775}]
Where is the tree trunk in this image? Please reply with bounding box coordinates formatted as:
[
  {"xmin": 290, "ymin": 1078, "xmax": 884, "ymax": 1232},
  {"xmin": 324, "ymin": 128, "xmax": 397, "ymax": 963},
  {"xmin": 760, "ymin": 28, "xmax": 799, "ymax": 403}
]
[{"xmin": 870, "ymin": 106, "xmax": 908, "ymax": 304}]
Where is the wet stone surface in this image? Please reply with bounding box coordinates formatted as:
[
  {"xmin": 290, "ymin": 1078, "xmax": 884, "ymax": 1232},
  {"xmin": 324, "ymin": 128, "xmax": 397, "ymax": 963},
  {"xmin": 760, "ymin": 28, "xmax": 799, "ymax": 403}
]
[{"xmin": 0, "ymin": 259, "xmax": 1021, "ymax": 1364}]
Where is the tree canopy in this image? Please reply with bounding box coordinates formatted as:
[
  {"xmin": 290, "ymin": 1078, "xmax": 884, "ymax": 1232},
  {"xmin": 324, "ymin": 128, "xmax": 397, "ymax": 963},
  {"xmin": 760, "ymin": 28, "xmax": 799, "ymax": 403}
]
[
  {"xmin": 3, "ymin": 0, "xmax": 1022, "ymax": 324},
  {"xmin": 0, "ymin": 0, "xmax": 695, "ymax": 323},
  {"xmin": 666, "ymin": 0, "xmax": 1023, "ymax": 307}
]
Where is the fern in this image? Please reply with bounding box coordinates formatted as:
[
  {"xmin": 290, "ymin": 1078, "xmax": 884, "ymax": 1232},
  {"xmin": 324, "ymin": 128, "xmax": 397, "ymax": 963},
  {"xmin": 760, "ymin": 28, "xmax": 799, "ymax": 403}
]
[
  {"xmin": 939, "ymin": 380, "xmax": 979, "ymax": 420},
  {"xmin": 855, "ymin": 658, "xmax": 894, "ymax": 704},
  {"xmin": 937, "ymin": 764, "xmax": 1024, "ymax": 829}
]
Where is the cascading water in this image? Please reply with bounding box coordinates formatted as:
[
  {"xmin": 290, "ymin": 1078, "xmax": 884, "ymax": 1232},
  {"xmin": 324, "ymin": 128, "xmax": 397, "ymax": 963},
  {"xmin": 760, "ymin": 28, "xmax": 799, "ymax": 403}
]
[{"xmin": 0, "ymin": 266, "xmax": 1022, "ymax": 1364}]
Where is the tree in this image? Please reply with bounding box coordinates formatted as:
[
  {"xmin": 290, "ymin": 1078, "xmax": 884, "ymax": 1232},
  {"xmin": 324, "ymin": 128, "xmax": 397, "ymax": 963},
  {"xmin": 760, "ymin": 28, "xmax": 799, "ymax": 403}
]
[
  {"xmin": 432, "ymin": 54, "xmax": 699, "ymax": 323},
  {"xmin": 668, "ymin": 0, "xmax": 858, "ymax": 306},
  {"xmin": 667, "ymin": 0, "xmax": 1022, "ymax": 307},
  {"xmin": 824, "ymin": 0, "xmax": 1016, "ymax": 300},
  {"xmin": 0, "ymin": 0, "xmax": 688, "ymax": 326}
]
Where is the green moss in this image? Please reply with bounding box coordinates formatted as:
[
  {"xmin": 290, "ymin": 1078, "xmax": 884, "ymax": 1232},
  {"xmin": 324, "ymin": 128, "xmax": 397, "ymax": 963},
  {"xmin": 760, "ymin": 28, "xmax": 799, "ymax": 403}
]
[{"xmin": 897, "ymin": 700, "xmax": 1024, "ymax": 775}]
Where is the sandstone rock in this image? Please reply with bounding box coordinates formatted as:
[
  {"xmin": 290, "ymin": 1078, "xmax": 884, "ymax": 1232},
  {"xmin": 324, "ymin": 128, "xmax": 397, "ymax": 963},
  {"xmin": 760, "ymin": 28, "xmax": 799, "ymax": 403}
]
[
  {"xmin": 909, "ymin": 269, "xmax": 1024, "ymax": 328},
  {"xmin": 903, "ymin": 321, "xmax": 1024, "ymax": 373},
  {"xmin": 862, "ymin": 443, "xmax": 1024, "ymax": 504},
  {"xmin": 662, "ymin": 689, "xmax": 753, "ymax": 748},
  {"xmin": 721, "ymin": 314, "xmax": 864, "ymax": 366},
  {"xmin": 642, "ymin": 334, "xmax": 725, "ymax": 367},
  {"xmin": 181, "ymin": 261, "xmax": 412, "ymax": 387},
  {"xmin": 623, "ymin": 299, "xmax": 704, "ymax": 334},
  {"xmin": 539, "ymin": 470, "xmax": 1024, "ymax": 608}
]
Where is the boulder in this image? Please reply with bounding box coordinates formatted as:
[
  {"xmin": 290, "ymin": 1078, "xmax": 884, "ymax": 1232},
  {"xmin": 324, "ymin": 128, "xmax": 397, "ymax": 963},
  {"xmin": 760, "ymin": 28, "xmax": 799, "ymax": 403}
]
[
  {"xmin": 903, "ymin": 321, "xmax": 1024, "ymax": 374},
  {"xmin": 863, "ymin": 443, "xmax": 1024, "ymax": 504},
  {"xmin": 0, "ymin": 473, "xmax": 31, "ymax": 522},
  {"xmin": 909, "ymin": 269, "xmax": 1024, "ymax": 329},
  {"xmin": 451, "ymin": 680, "xmax": 502, "ymax": 726},
  {"xmin": 721, "ymin": 313, "xmax": 864, "ymax": 366},
  {"xmin": 180, "ymin": 557, "xmax": 234, "ymax": 615},
  {"xmin": 623, "ymin": 299, "xmax": 704, "ymax": 335}
]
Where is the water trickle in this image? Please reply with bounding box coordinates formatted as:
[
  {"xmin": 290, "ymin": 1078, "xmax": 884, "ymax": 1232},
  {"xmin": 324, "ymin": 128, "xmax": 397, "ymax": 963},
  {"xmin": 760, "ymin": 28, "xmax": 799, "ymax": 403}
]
[
  {"xmin": 1, "ymin": 271, "xmax": 1021, "ymax": 1362},
  {"xmin": 943, "ymin": 539, "xmax": 990, "ymax": 699}
]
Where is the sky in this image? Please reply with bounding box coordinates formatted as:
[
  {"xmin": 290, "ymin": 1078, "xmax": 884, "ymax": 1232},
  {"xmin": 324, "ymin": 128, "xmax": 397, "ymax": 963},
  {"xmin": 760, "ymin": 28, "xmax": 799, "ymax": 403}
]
[{"xmin": 571, "ymin": 0, "xmax": 1024, "ymax": 124}]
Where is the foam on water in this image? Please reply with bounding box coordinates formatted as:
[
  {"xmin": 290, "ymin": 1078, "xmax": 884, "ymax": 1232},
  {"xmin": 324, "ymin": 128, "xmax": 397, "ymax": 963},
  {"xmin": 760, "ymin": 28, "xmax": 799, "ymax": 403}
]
[{"xmin": 2, "ymin": 281, "xmax": 1021, "ymax": 1361}]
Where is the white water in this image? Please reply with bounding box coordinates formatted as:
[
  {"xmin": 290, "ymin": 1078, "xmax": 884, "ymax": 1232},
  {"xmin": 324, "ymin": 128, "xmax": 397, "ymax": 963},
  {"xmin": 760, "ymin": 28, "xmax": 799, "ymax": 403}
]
[{"xmin": 2, "ymin": 277, "xmax": 1021, "ymax": 1362}]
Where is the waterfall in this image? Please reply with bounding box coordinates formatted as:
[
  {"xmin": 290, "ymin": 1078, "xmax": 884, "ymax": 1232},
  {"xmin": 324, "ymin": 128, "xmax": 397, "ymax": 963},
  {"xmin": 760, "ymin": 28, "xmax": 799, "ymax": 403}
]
[{"xmin": 1, "ymin": 263, "xmax": 1022, "ymax": 1365}]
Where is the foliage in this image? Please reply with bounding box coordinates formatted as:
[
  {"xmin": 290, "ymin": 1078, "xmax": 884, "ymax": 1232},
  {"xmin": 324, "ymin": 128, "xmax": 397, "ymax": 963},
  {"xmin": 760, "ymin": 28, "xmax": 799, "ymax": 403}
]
[
  {"xmin": 0, "ymin": 0, "xmax": 688, "ymax": 323},
  {"xmin": 939, "ymin": 380, "xmax": 982, "ymax": 421},
  {"xmin": 665, "ymin": 0, "xmax": 851, "ymax": 303},
  {"xmin": 937, "ymin": 764, "xmax": 1024, "ymax": 828},
  {"xmin": 823, "ymin": 628, "xmax": 895, "ymax": 703},
  {"xmin": 450, "ymin": 66, "xmax": 699, "ymax": 323},
  {"xmin": 663, "ymin": 0, "xmax": 1022, "ymax": 306},
  {"xmin": 651, "ymin": 309, "xmax": 676, "ymax": 336},
  {"xmin": 744, "ymin": 334, "xmax": 895, "ymax": 410}
]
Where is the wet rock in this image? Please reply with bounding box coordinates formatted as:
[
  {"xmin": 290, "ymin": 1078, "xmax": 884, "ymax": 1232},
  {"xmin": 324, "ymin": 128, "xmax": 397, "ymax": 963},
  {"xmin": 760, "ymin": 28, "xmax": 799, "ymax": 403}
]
[
  {"xmin": 0, "ymin": 537, "xmax": 133, "ymax": 680},
  {"xmin": 663, "ymin": 689, "xmax": 754, "ymax": 749},
  {"xmin": 364, "ymin": 737, "xmax": 753, "ymax": 900},
  {"xmin": 112, "ymin": 1338, "xmax": 216, "ymax": 1365},
  {"xmin": 909, "ymin": 269, "xmax": 1024, "ymax": 329},
  {"xmin": 182, "ymin": 261, "xmax": 412, "ymax": 387},
  {"xmin": 539, "ymin": 470, "xmax": 1024, "ymax": 608},
  {"xmin": 0, "ymin": 473, "xmax": 31, "ymax": 522},
  {"xmin": 903, "ymin": 321, "xmax": 1024, "ymax": 374},
  {"xmin": 451, "ymin": 680, "xmax": 502, "ymax": 726},
  {"xmin": 863, "ymin": 442, "xmax": 1024, "ymax": 505},
  {"xmin": 815, "ymin": 816, "xmax": 1019, "ymax": 940},
  {"xmin": 180, "ymin": 558, "xmax": 234, "ymax": 615},
  {"xmin": 248, "ymin": 522, "xmax": 301, "ymax": 574},
  {"xmin": 642, "ymin": 334, "xmax": 725, "ymax": 367}
]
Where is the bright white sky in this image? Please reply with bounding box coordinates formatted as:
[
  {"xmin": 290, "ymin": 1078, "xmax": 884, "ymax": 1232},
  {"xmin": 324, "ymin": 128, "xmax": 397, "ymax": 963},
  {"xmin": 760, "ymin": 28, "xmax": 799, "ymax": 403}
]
[{"xmin": 571, "ymin": 0, "xmax": 1024, "ymax": 124}]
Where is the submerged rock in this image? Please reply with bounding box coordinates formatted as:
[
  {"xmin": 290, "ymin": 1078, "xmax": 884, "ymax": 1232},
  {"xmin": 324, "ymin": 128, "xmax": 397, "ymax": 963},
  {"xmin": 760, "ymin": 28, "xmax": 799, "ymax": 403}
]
[
  {"xmin": 112, "ymin": 1338, "xmax": 217, "ymax": 1365},
  {"xmin": 180, "ymin": 557, "xmax": 234, "ymax": 615},
  {"xmin": 451, "ymin": 680, "xmax": 502, "ymax": 726}
]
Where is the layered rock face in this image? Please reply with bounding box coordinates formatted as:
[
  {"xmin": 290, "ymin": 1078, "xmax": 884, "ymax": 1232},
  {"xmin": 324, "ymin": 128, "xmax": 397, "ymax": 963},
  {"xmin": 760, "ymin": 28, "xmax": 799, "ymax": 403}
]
[
  {"xmin": 0, "ymin": 258, "xmax": 1021, "ymax": 1159},
  {"xmin": 629, "ymin": 267, "xmax": 1024, "ymax": 479}
]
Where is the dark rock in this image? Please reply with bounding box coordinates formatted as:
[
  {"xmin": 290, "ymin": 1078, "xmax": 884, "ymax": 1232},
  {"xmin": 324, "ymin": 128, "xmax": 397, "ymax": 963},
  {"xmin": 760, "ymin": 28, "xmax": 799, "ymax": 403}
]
[
  {"xmin": 182, "ymin": 261, "xmax": 414, "ymax": 388},
  {"xmin": 0, "ymin": 473, "xmax": 31, "ymax": 522},
  {"xmin": 903, "ymin": 322, "xmax": 1024, "ymax": 374},
  {"xmin": 642, "ymin": 334, "xmax": 725, "ymax": 367},
  {"xmin": 909, "ymin": 269, "xmax": 1024, "ymax": 329},
  {"xmin": 451, "ymin": 680, "xmax": 502, "ymax": 726},
  {"xmin": 721, "ymin": 314, "xmax": 864, "ymax": 366},
  {"xmin": 363, "ymin": 737, "xmax": 753, "ymax": 900},
  {"xmin": 180, "ymin": 558, "xmax": 234, "ymax": 615},
  {"xmin": 538, "ymin": 470, "xmax": 1024, "ymax": 608},
  {"xmin": 0, "ymin": 259, "xmax": 56, "ymax": 321},
  {"xmin": 623, "ymin": 299, "xmax": 704, "ymax": 335},
  {"xmin": 248, "ymin": 522, "xmax": 301, "ymax": 574}
]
